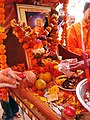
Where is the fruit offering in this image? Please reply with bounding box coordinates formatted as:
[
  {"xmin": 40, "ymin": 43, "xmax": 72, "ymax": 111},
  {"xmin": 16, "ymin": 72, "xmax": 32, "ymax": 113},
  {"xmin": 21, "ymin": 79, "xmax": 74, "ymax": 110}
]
[
  {"xmin": 61, "ymin": 105, "xmax": 76, "ymax": 120},
  {"xmin": 35, "ymin": 79, "xmax": 46, "ymax": 90},
  {"xmin": 39, "ymin": 72, "xmax": 52, "ymax": 83},
  {"xmin": 55, "ymin": 70, "xmax": 84, "ymax": 90}
]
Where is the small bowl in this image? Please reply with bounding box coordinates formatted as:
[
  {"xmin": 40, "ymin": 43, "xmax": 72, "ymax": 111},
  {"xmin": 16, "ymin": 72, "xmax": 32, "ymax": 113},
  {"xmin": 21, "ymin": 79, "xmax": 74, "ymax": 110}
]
[{"xmin": 76, "ymin": 79, "xmax": 90, "ymax": 111}]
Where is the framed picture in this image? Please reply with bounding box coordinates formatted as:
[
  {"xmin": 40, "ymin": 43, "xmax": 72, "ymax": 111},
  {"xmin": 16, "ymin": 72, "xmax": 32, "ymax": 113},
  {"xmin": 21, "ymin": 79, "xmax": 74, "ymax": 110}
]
[
  {"xmin": 16, "ymin": 4, "xmax": 51, "ymax": 29},
  {"xmin": 16, "ymin": 4, "xmax": 51, "ymax": 68}
]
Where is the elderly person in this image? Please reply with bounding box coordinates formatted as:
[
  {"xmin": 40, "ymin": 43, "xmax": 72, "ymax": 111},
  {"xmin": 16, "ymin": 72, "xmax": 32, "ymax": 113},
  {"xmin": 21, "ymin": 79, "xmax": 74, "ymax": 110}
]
[{"xmin": 67, "ymin": 2, "xmax": 90, "ymax": 58}]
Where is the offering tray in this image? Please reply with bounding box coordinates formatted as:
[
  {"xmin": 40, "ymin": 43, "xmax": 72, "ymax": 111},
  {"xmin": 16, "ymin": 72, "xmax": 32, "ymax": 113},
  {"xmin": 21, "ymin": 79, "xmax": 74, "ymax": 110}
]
[{"xmin": 76, "ymin": 79, "xmax": 90, "ymax": 112}]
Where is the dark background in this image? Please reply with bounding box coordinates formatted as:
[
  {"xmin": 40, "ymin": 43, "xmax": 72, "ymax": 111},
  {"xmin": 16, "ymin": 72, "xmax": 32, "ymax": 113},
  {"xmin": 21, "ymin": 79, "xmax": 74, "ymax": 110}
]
[{"xmin": 3, "ymin": 29, "xmax": 27, "ymax": 68}]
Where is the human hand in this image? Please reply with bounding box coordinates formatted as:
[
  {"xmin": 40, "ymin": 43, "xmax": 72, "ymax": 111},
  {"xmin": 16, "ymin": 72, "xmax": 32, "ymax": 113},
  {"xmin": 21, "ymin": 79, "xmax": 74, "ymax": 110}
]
[{"xmin": 0, "ymin": 68, "xmax": 22, "ymax": 88}]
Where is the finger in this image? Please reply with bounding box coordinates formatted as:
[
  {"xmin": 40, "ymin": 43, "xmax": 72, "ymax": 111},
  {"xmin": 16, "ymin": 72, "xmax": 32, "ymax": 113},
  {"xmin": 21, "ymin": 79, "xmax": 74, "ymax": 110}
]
[
  {"xmin": 0, "ymin": 68, "xmax": 12, "ymax": 76},
  {"xmin": 14, "ymin": 74, "xmax": 22, "ymax": 81},
  {"xmin": 3, "ymin": 76, "xmax": 20, "ymax": 87},
  {"xmin": 0, "ymin": 75, "xmax": 16, "ymax": 85},
  {"xmin": 8, "ymin": 70, "xmax": 22, "ymax": 81},
  {"xmin": 13, "ymin": 71, "xmax": 22, "ymax": 75}
]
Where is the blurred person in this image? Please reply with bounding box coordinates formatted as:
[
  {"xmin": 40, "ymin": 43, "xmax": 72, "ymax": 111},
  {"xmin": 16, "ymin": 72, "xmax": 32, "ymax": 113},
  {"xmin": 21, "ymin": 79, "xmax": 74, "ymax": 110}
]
[
  {"xmin": 58, "ymin": 8, "xmax": 64, "ymax": 24},
  {"xmin": 58, "ymin": 8, "xmax": 65, "ymax": 41},
  {"xmin": 67, "ymin": 14, "xmax": 75, "ymax": 27},
  {"xmin": 0, "ymin": 68, "xmax": 22, "ymax": 120},
  {"xmin": 67, "ymin": 2, "xmax": 90, "ymax": 57}
]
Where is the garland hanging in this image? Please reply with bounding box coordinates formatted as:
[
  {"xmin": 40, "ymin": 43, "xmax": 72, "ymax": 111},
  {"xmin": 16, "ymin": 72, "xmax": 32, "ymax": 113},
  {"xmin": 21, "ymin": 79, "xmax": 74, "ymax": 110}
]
[
  {"xmin": 11, "ymin": 12, "xmax": 60, "ymax": 75},
  {"xmin": 0, "ymin": 0, "xmax": 9, "ymax": 101}
]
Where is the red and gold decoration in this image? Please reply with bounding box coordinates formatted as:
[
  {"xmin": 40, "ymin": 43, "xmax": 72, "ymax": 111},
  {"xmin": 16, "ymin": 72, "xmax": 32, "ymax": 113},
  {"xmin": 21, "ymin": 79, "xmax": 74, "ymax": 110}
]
[{"xmin": 0, "ymin": 0, "xmax": 87, "ymax": 118}]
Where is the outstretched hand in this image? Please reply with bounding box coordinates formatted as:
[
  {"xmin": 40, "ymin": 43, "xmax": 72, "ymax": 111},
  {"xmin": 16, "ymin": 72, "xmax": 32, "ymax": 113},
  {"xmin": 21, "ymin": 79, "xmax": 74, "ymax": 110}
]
[{"xmin": 0, "ymin": 68, "xmax": 22, "ymax": 88}]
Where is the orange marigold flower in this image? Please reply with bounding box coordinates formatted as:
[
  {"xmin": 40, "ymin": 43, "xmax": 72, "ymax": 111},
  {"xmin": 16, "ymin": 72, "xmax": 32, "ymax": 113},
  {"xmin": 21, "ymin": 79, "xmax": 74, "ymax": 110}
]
[
  {"xmin": 42, "ymin": 41, "xmax": 47, "ymax": 45},
  {"xmin": 0, "ymin": 49, "xmax": 6, "ymax": 54},
  {"xmin": 0, "ymin": 63, "xmax": 8, "ymax": 70},
  {"xmin": 54, "ymin": 39, "xmax": 59, "ymax": 43},
  {"xmin": 22, "ymin": 43, "xmax": 29, "ymax": 49},
  {"xmin": 53, "ymin": 25, "xmax": 58, "ymax": 31},
  {"xmin": 0, "ymin": 39, "xmax": 3, "ymax": 43},
  {"xmin": 17, "ymin": 32, "xmax": 24, "ymax": 39},
  {"xmin": 25, "ymin": 48, "xmax": 31, "ymax": 53},
  {"xmin": 0, "ymin": 33, "xmax": 7, "ymax": 39},
  {"xmin": 39, "ymin": 67, "xmax": 45, "ymax": 73},
  {"xmin": 0, "ymin": 14, "xmax": 5, "ymax": 19},
  {"xmin": 0, "ymin": 54, "xmax": 6, "ymax": 59},
  {"xmin": 33, "ymin": 43, "xmax": 43, "ymax": 49},
  {"xmin": 0, "ymin": 55, "xmax": 7, "ymax": 63},
  {"xmin": 19, "ymin": 38, "xmax": 24, "ymax": 43},
  {"xmin": 0, "ymin": 19, "xmax": 5, "ymax": 24},
  {"xmin": 0, "ymin": 3, "xmax": 4, "ymax": 8},
  {"xmin": 0, "ymin": 58, "xmax": 7, "ymax": 63},
  {"xmin": 31, "ymin": 58, "xmax": 37, "ymax": 65},
  {"xmin": 0, "ymin": 8, "xmax": 5, "ymax": 13},
  {"xmin": 38, "ymin": 43, "xmax": 43, "ymax": 48},
  {"xmin": 0, "ymin": 27, "xmax": 5, "ymax": 32},
  {"xmin": 28, "ymin": 52, "xmax": 34, "ymax": 60},
  {"xmin": 0, "ymin": 44, "xmax": 5, "ymax": 49},
  {"xmin": 14, "ymin": 26, "xmax": 19, "ymax": 32}
]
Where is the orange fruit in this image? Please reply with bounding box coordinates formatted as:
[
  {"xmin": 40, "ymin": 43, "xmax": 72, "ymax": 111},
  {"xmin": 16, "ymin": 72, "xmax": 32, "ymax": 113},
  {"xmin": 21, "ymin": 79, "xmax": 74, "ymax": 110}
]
[
  {"xmin": 35, "ymin": 79, "xmax": 46, "ymax": 90},
  {"xmin": 39, "ymin": 72, "xmax": 52, "ymax": 83}
]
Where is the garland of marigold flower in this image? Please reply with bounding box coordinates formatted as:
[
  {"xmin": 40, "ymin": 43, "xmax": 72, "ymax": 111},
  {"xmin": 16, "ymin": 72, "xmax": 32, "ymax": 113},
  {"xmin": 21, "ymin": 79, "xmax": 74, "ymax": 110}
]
[
  {"xmin": 60, "ymin": 1, "xmax": 68, "ymax": 47},
  {"xmin": 11, "ymin": 13, "xmax": 59, "ymax": 71},
  {"xmin": 0, "ymin": 0, "xmax": 9, "ymax": 101}
]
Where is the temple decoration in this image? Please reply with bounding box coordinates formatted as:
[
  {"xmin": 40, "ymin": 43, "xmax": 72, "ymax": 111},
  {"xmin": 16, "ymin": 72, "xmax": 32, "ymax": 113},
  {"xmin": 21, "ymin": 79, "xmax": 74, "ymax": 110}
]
[
  {"xmin": 2, "ymin": 1, "xmax": 88, "ymax": 118},
  {"xmin": 11, "ymin": 12, "xmax": 60, "ymax": 69}
]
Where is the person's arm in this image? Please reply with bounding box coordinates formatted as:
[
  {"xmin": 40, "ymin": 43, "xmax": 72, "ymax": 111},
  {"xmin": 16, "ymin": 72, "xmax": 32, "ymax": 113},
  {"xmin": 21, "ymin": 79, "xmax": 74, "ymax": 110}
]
[{"xmin": 0, "ymin": 68, "xmax": 22, "ymax": 88}]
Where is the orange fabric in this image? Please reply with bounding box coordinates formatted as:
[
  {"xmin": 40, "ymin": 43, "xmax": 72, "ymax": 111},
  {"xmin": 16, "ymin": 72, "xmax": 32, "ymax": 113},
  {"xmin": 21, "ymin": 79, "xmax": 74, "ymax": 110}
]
[{"xmin": 67, "ymin": 19, "xmax": 90, "ymax": 57}]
